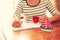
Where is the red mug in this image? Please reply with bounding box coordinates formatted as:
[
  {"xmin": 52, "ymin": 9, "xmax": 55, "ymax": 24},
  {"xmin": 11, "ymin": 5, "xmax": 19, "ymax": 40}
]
[{"xmin": 32, "ymin": 16, "xmax": 39, "ymax": 23}]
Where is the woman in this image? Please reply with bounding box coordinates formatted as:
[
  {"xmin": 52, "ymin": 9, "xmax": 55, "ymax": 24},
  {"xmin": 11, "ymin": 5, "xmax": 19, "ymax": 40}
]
[{"xmin": 12, "ymin": 0, "xmax": 60, "ymax": 32}]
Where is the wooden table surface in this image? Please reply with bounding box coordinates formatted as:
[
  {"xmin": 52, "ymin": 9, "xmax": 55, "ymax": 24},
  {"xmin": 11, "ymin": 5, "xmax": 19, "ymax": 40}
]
[{"xmin": 13, "ymin": 21, "xmax": 60, "ymax": 40}]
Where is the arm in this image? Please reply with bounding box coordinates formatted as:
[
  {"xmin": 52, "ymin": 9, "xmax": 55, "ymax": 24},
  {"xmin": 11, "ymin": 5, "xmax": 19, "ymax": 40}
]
[
  {"xmin": 49, "ymin": 14, "xmax": 60, "ymax": 23},
  {"xmin": 13, "ymin": 0, "xmax": 23, "ymax": 20},
  {"xmin": 46, "ymin": 0, "xmax": 60, "ymax": 22},
  {"xmin": 12, "ymin": 0, "xmax": 23, "ymax": 27}
]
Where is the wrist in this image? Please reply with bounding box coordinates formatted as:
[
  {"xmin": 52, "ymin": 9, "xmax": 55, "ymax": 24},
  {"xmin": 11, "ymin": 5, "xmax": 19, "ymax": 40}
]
[
  {"xmin": 49, "ymin": 14, "xmax": 60, "ymax": 23},
  {"xmin": 49, "ymin": 17, "xmax": 54, "ymax": 23}
]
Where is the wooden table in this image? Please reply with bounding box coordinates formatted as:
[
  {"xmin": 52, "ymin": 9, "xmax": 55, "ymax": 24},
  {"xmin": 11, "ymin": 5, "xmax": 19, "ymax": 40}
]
[{"xmin": 13, "ymin": 21, "xmax": 60, "ymax": 40}]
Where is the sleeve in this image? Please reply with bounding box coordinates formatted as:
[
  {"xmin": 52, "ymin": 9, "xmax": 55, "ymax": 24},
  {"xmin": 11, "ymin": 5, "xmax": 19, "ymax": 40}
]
[
  {"xmin": 46, "ymin": 0, "xmax": 60, "ymax": 16},
  {"xmin": 13, "ymin": 0, "xmax": 23, "ymax": 19}
]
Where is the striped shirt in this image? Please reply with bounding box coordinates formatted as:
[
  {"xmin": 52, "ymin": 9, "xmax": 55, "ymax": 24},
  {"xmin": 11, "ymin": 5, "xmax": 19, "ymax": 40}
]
[{"xmin": 13, "ymin": 0, "xmax": 59, "ymax": 23}]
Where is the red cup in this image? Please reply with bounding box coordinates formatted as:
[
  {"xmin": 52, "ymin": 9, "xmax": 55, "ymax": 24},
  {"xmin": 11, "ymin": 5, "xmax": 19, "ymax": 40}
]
[{"xmin": 32, "ymin": 16, "xmax": 39, "ymax": 23}]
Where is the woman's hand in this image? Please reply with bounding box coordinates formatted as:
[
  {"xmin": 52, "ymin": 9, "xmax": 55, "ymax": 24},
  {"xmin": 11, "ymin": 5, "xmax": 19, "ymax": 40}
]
[
  {"xmin": 12, "ymin": 16, "xmax": 24, "ymax": 28},
  {"xmin": 12, "ymin": 20, "xmax": 22, "ymax": 28},
  {"xmin": 38, "ymin": 15, "xmax": 45, "ymax": 23},
  {"xmin": 48, "ymin": 14, "xmax": 60, "ymax": 23}
]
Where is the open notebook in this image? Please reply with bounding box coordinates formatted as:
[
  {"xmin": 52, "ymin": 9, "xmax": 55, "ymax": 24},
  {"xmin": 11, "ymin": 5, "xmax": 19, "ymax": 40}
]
[{"xmin": 12, "ymin": 19, "xmax": 41, "ymax": 31}]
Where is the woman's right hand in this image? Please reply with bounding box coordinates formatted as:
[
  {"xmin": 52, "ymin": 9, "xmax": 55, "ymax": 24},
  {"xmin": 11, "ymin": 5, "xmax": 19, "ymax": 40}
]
[
  {"xmin": 12, "ymin": 20, "xmax": 22, "ymax": 28},
  {"xmin": 11, "ymin": 16, "xmax": 23, "ymax": 28}
]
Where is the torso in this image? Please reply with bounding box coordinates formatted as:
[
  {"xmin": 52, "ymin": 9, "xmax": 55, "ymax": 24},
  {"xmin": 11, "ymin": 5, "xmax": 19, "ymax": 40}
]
[{"xmin": 22, "ymin": 0, "xmax": 47, "ymax": 23}]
